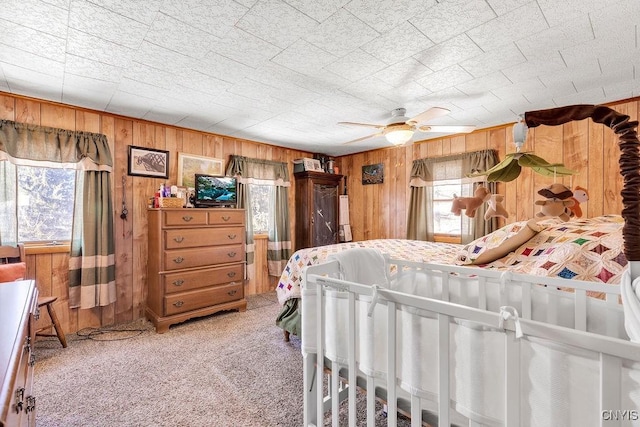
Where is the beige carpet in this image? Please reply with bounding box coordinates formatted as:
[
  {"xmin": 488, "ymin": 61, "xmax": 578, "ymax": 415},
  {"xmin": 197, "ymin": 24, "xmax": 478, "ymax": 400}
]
[{"xmin": 34, "ymin": 293, "xmax": 404, "ymax": 427}]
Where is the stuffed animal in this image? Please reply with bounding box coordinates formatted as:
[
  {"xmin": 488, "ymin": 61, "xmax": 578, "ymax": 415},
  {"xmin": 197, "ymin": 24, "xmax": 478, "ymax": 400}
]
[
  {"xmin": 484, "ymin": 194, "xmax": 509, "ymax": 220},
  {"xmin": 451, "ymin": 186, "xmax": 491, "ymax": 218},
  {"xmin": 535, "ymin": 183, "xmax": 575, "ymax": 221},
  {"xmin": 568, "ymin": 186, "xmax": 589, "ymax": 218}
]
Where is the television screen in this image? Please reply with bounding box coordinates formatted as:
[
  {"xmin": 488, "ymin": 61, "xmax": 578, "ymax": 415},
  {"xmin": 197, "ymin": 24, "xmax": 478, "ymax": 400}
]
[{"xmin": 194, "ymin": 174, "xmax": 237, "ymax": 207}]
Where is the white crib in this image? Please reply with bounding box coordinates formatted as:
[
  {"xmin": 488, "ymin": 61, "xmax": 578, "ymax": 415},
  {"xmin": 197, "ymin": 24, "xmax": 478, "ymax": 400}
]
[{"xmin": 301, "ymin": 257, "xmax": 640, "ymax": 426}]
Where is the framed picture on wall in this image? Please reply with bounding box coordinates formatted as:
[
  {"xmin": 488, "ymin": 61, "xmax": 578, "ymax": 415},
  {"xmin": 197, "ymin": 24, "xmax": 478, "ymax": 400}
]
[
  {"xmin": 362, "ymin": 163, "xmax": 383, "ymax": 185},
  {"xmin": 127, "ymin": 146, "xmax": 169, "ymax": 179},
  {"xmin": 177, "ymin": 152, "xmax": 225, "ymax": 188}
]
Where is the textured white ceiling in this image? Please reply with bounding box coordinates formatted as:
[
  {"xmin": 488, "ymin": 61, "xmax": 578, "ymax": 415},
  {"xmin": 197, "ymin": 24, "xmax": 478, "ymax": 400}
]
[{"xmin": 0, "ymin": 0, "xmax": 638, "ymax": 156}]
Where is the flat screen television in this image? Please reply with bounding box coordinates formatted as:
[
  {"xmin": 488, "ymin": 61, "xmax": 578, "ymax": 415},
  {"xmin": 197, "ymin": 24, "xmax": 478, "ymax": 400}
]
[{"xmin": 194, "ymin": 174, "xmax": 237, "ymax": 208}]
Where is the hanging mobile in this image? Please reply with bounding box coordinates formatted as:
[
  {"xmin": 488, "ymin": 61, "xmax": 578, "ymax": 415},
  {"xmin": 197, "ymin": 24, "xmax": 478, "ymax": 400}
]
[{"xmin": 120, "ymin": 175, "xmax": 128, "ymax": 220}]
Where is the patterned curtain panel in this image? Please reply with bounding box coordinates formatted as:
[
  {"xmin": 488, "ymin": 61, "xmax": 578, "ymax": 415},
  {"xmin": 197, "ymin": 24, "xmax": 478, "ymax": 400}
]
[
  {"xmin": 407, "ymin": 149, "xmax": 499, "ymax": 242},
  {"xmin": 0, "ymin": 120, "xmax": 115, "ymax": 309},
  {"xmin": 226, "ymin": 156, "xmax": 292, "ymax": 274}
]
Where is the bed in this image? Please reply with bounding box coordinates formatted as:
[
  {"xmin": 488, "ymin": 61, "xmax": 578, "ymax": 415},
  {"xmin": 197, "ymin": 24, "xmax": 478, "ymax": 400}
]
[{"xmin": 292, "ymin": 104, "xmax": 640, "ymax": 426}]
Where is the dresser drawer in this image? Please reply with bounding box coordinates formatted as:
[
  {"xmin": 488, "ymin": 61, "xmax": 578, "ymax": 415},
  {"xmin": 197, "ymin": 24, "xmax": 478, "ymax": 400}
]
[
  {"xmin": 163, "ymin": 244, "xmax": 244, "ymax": 271},
  {"xmin": 163, "ymin": 264, "xmax": 244, "ymax": 294},
  {"xmin": 208, "ymin": 210, "xmax": 244, "ymax": 226},
  {"xmin": 164, "ymin": 226, "xmax": 244, "ymax": 249},
  {"xmin": 164, "ymin": 282, "xmax": 244, "ymax": 316},
  {"xmin": 163, "ymin": 210, "xmax": 208, "ymax": 226}
]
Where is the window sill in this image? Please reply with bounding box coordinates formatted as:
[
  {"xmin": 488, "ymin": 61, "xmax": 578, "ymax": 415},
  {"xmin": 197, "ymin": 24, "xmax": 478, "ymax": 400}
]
[
  {"xmin": 433, "ymin": 234, "xmax": 461, "ymax": 244},
  {"xmin": 24, "ymin": 243, "xmax": 71, "ymax": 255},
  {"xmin": 254, "ymin": 234, "xmax": 268, "ymax": 240}
]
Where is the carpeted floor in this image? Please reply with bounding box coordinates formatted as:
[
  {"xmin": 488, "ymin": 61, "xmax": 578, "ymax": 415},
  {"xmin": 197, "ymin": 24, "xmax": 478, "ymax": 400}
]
[{"xmin": 34, "ymin": 292, "xmax": 407, "ymax": 427}]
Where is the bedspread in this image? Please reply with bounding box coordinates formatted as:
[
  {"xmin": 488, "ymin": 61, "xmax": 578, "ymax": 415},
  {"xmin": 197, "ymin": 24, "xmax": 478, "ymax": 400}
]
[{"xmin": 276, "ymin": 239, "xmax": 461, "ymax": 304}]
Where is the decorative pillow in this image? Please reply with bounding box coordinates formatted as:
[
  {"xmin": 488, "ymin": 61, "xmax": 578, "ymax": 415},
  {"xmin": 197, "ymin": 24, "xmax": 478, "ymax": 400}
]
[
  {"xmin": 0, "ymin": 262, "xmax": 27, "ymax": 282},
  {"xmin": 454, "ymin": 219, "xmax": 542, "ymax": 265}
]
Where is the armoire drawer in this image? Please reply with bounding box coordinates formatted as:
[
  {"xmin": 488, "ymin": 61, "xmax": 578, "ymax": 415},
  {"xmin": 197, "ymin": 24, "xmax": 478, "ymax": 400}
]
[
  {"xmin": 163, "ymin": 244, "xmax": 244, "ymax": 270},
  {"xmin": 164, "ymin": 282, "xmax": 244, "ymax": 316},
  {"xmin": 163, "ymin": 264, "xmax": 244, "ymax": 294},
  {"xmin": 163, "ymin": 226, "xmax": 244, "ymax": 249}
]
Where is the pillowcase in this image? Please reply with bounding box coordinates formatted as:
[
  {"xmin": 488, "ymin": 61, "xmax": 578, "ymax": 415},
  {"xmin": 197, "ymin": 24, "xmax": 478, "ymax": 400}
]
[
  {"xmin": 0, "ymin": 262, "xmax": 27, "ymax": 282},
  {"xmin": 454, "ymin": 219, "xmax": 542, "ymax": 265}
]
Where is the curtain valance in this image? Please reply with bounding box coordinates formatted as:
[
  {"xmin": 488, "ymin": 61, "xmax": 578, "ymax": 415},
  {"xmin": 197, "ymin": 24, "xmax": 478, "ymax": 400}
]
[
  {"xmin": 0, "ymin": 120, "xmax": 112, "ymax": 171},
  {"xmin": 409, "ymin": 149, "xmax": 498, "ymax": 186},
  {"xmin": 226, "ymin": 155, "xmax": 289, "ymax": 185}
]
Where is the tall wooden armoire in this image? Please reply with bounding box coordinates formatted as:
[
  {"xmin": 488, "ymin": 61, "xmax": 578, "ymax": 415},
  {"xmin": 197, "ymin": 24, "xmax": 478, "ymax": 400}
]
[{"xmin": 294, "ymin": 171, "xmax": 343, "ymax": 250}]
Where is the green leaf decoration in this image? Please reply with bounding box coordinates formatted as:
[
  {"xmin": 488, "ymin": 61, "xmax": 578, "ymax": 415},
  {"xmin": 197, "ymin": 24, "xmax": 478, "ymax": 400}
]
[{"xmin": 467, "ymin": 152, "xmax": 577, "ymax": 182}]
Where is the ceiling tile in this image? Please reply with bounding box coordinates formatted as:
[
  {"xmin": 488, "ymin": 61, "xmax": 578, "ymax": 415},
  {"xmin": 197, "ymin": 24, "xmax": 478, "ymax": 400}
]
[
  {"xmin": 144, "ymin": 13, "xmax": 221, "ymax": 59},
  {"xmin": 466, "ymin": 2, "xmax": 548, "ymax": 52},
  {"xmin": 516, "ymin": 15, "xmax": 594, "ymax": 56},
  {"xmin": 459, "ymin": 44, "xmax": 526, "ymax": 78},
  {"xmin": 160, "ymin": 0, "xmax": 247, "ymax": 38},
  {"xmin": 416, "ymin": 64, "xmax": 473, "ymax": 92},
  {"xmin": 207, "ymin": 28, "xmax": 282, "ymax": 68},
  {"xmin": 283, "ymin": 0, "xmax": 347, "ymax": 22},
  {"xmin": 68, "ymin": 1, "xmax": 149, "ymax": 49},
  {"xmin": 1, "ymin": 62, "xmax": 63, "ymax": 100},
  {"xmin": 414, "ymin": 34, "xmax": 483, "ymax": 72},
  {"xmin": 303, "ymin": 8, "xmax": 379, "ymax": 57},
  {"xmin": 0, "ymin": 44, "xmax": 64, "ymax": 77},
  {"xmin": 537, "ymin": 0, "xmax": 617, "ymax": 28},
  {"xmin": 106, "ymin": 91, "xmax": 154, "ymax": 118},
  {"xmin": 65, "ymin": 54, "xmax": 124, "ymax": 82},
  {"xmin": 456, "ymin": 72, "xmax": 513, "ymax": 95},
  {"xmin": 410, "ymin": 0, "xmax": 496, "ymax": 44},
  {"xmin": 236, "ymin": 0, "xmax": 319, "ymax": 49},
  {"xmin": 373, "ymin": 57, "xmax": 433, "ymax": 87},
  {"xmin": 89, "ymin": 0, "xmax": 163, "ymax": 25},
  {"xmin": 324, "ymin": 49, "xmax": 387, "ymax": 82},
  {"xmin": 0, "ymin": 0, "xmax": 68, "ymax": 38},
  {"xmin": 346, "ymin": 0, "xmax": 436, "ymax": 34},
  {"xmin": 485, "ymin": 0, "xmax": 531, "ymax": 16},
  {"xmin": 0, "ymin": 19, "xmax": 65, "ymax": 62},
  {"xmin": 66, "ymin": 28, "xmax": 135, "ymax": 68},
  {"xmin": 271, "ymin": 39, "xmax": 338, "ymax": 75},
  {"xmin": 361, "ymin": 21, "xmax": 435, "ymax": 65},
  {"xmin": 135, "ymin": 41, "xmax": 194, "ymax": 74}
]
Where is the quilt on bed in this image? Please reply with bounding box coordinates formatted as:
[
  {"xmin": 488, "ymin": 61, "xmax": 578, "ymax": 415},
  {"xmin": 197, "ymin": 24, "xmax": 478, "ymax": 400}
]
[
  {"xmin": 276, "ymin": 215, "xmax": 627, "ymax": 305},
  {"xmin": 276, "ymin": 239, "xmax": 461, "ymax": 304}
]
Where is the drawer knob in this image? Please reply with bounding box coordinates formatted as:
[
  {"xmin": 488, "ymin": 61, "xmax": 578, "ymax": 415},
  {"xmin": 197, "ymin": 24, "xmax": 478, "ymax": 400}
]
[
  {"xmin": 228, "ymin": 290, "xmax": 237, "ymax": 296},
  {"xmin": 173, "ymin": 301, "xmax": 184, "ymax": 307},
  {"xmin": 222, "ymin": 216, "xmax": 231, "ymax": 221},
  {"xmin": 182, "ymin": 215, "xmax": 193, "ymax": 222},
  {"xmin": 173, "ymin": 236, "xmax": 184, "ymax": 243},
  {"xmin": 173, "ymin": 257, "xmax": 185, "ymax": 264},
  {"xmin": 172, "ymin": 279, "xmax": 184, "ymax": 286},
  {"xmin": 227, "ymin": 271, "xmax": 236, "ymax": 278},
  {"xmin": 227, "ymin": 252, "xmax": 236, "ymax": 258},
  {"xmin": 227, "ymin": 234, "xmax": 236, "ymax": 240}
]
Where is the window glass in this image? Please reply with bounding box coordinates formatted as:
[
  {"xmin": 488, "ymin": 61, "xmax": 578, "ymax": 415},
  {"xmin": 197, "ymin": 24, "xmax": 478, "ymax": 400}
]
[
  {"xmin": 248, "ymin": 183, "xmax": 272, "ymax": 234},
  {"xmin": 433, "ymin": 181, "xmax": 461, "ymax": 235},
  {"xmin": 16, "ymin": 166, "xmax": 75, "ymax": 242}
]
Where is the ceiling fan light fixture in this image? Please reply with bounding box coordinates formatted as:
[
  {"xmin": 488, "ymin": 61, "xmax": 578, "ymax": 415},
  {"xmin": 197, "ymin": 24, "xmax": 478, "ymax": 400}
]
[{"xmin": 385, "ymin": 128, "xmax": 414, "ymax": 145}]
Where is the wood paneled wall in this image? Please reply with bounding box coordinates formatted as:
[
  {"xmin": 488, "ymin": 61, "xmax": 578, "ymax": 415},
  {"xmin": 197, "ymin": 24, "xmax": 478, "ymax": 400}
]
[
  {"xmin": 2, "ymin": 92, "xmax": 636, "ymax": 334},
  {"xmin": 338, "ymin": 99, "xmax": 636, "ymax": 242},
  {"xmin": 0, "ymin": 92, "xmax": 312, "ymax": 334}
]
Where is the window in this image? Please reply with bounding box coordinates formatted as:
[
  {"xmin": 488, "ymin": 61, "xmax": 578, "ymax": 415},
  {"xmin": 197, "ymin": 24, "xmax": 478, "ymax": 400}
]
[
  {"xmin": 248, "ymin": 183, "xmax": 273, "ymax": 234},
  {"xmin": 432, "ymin": 180, "xmax": 462, "ymax": 236},
  {"xmin": 1, "ymin": 164, "xmax": 76, "ymax": 243}
]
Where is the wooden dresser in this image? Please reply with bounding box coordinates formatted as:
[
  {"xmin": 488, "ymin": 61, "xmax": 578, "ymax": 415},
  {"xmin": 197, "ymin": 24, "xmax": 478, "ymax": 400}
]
[
  {"xmin": 1, "ymin": 280, "xmax": 38, "ymax": 427},
  {"xmin": 146, "ymin": 208, "xmax": 247, "ymax": 333}
]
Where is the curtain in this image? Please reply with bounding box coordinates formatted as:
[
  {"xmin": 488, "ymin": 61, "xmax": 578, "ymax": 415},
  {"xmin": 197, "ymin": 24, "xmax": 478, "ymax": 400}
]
[
  {"xmin": 0, "ymin": 120, "xmax": 115, "ymax": 309},
  {"xmin": 407, "ymin": 149, "xmax": 499, "ymax": 243},
  {"xmin": 226, "ymin": 156, "xmax": 292, "ymax": 276}
]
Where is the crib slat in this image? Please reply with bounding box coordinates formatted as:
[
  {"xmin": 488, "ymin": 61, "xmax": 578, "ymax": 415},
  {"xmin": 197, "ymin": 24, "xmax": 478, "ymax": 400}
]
[
  {"xmin": 387, "ymin": 301, "xmax": 398, "ymax": 427},
  {"xmin": 316, "ymin": 284, "xmax": 325, "ymax": 426},
  {"xmin": 504, "ymin": 331, "xmax": 521, "ymax": 425},
  {"xmin": 575, "ymin": 289, "xmax": 587, "ymax": 331},
  {"xmin": 331, "ymin": 361, "xmax": 340, "ymax": 426},
  {"xmin": 478, "ymin": 276, "xmax": 487, "ymax": 310},
  {"xmin": 410, "ymin": 395, "xmax": 421, "ymax": 427},
  {"xmin": 348, "ymin": 292, "xmax": 357, "ymax": 427},
  {"xmin": 600, "ymin": 353, "xmax": 622, "ymax": 427},
  {"xmin": 521, "ymin": 282, "xmax": 531, "ymax": 320},
  {"xmin": 438, "ymin": 313, "xmax": 450, "ymax": 426},
  {"xmin": 367, "ymin": 375, "xmax": 375, "ymax": 427}
]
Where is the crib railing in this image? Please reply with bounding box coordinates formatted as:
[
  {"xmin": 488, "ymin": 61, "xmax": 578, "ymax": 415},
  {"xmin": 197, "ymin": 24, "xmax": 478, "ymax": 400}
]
[{"xmin": 302, "ymin": 259, "xmax": 640, "ymax": 427}]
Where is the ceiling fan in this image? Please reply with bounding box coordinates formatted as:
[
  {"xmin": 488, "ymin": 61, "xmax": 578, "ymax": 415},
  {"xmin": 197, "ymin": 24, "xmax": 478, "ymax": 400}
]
[{"xmin": 339, "ymin": 107, "xmax": 476, "ymax": 146}]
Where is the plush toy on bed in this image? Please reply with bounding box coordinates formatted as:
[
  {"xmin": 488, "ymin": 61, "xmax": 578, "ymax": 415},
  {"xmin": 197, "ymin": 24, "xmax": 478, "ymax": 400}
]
[
  {"xmin": 568, "ymin": 186, "xmax": 589, "ymax": 218},
  {"xmin": 535, "ymin": 183, "xmax": 575, "ymax": 221},
  {"xmin": 451, "ymin": 186, "xmax": 491, "ymax": 218},
  {"xmin": 484, "ymin": 194, "xmax": 509, "ymax": 220}
]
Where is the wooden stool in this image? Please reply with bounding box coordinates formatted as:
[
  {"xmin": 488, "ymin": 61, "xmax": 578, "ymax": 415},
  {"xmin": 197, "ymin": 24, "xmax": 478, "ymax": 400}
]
[{"xmin": 36, "ymin": 296, "xmax": 67, "ymax": 348}]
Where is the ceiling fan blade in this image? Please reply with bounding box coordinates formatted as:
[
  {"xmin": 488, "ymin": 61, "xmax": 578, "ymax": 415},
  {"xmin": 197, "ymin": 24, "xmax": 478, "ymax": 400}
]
[
  {"xmin": 338, "ymin": 121, "xmax": 384, "ymax": 129},
  {"xmin": 418, "ymin": 125, "xmax": 476, "ymax": 134},
  {"xmin": 342, "ymin": 132, "xmax": 384, "ymax": 145},
  {"xmin": 407, "ymin": 107, "xmax": 451, "ymax": 124}
]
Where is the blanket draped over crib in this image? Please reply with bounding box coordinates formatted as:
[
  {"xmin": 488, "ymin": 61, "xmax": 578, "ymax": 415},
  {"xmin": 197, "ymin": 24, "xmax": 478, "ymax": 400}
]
[{"xmin": 277, "ymin": 215, "xmax": 627, "ymax": 305}]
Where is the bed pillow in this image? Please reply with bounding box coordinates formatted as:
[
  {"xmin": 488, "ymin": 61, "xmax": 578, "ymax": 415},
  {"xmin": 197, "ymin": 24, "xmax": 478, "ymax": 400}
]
[
  {"xmin": 0, "ymin": 262, "xmax": 27, "ymax": 282},
  {"xmin": 454, "ymin": 219, "xmax": 542, "ymax": 265}
]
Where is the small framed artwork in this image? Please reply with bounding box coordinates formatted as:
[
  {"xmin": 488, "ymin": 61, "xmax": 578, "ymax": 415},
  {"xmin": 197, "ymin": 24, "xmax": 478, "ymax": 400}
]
[
  {"xmin": 128, "ymin": 146, "xmax": 169, "ymax": 179},
  {"xmin": 177, "ymin": 152, "xmax": 225, "ymax": 188},
  {"xmin": 303, "ymin": 158, "xmax": 323, "ymax": 172},
  {"xmin": 362, "ymin": 163, "xmax": 384, "ymax": 185}
]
